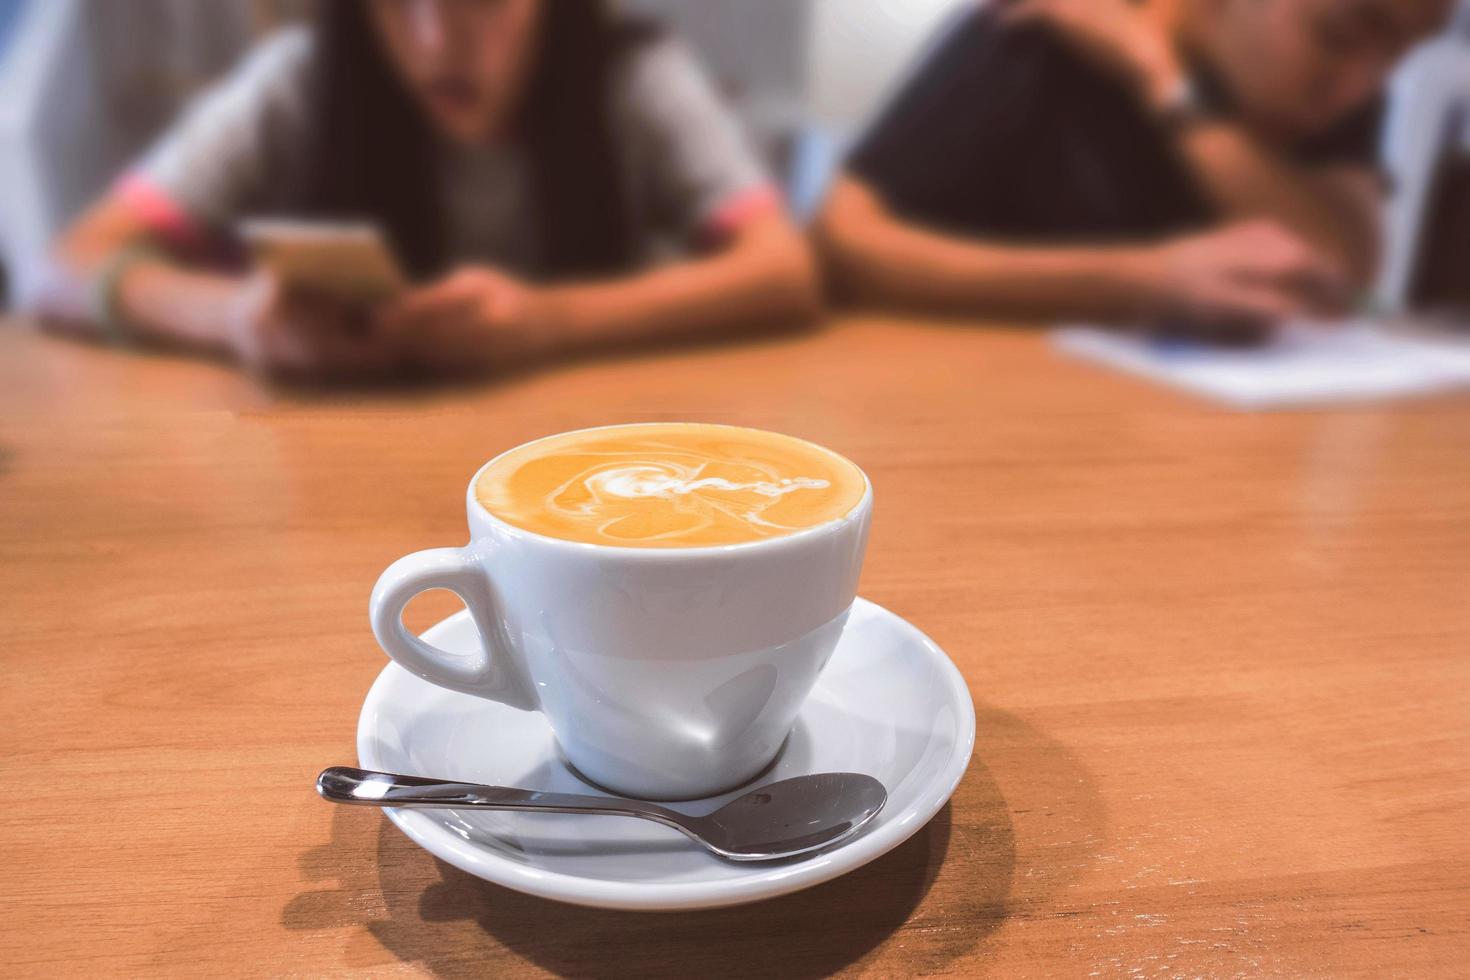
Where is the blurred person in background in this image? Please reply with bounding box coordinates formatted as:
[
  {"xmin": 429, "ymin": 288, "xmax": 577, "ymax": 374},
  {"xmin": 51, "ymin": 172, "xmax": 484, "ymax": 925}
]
[
  {"xmin": 37, "ymin": 0, "xmax": 816, "ymax": 381},
  {"xmin": 815, "ymin": 0, "xmax": 1451, "ymax": 333}
]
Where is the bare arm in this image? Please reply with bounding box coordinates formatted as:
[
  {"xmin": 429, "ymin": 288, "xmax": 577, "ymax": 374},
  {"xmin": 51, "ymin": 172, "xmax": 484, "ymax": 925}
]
[
  {"xmin": 38, "ymin": 197, "xmax": 395, "ymax": 380},
  {"xmin": 814, "ymin": 176, "xmax": 1343, "ymax": 325},
  {"xmin": 813, "ymin": 177, "xmax": 1160, "ymax": 321},
  {"xmin": 376, "ymin": 212, "xmax": 822, "ymax": 376},
  {"xmin": 37, "ymin": 196, "xmax": 243, "ymax": 355},
  {"xmin": 542, "ymin": 213, "xmax": 821, "ymax": 353},
  {"xmin": 1171, "ymin": 129, "xmax": 1382, "ymax": 283}
]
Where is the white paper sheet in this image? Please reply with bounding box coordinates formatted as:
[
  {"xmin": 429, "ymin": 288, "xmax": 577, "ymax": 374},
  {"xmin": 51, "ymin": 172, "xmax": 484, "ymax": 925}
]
[{"xmin": 1053, "ymin": 322, "xmax": 1470, "ymax": 409}]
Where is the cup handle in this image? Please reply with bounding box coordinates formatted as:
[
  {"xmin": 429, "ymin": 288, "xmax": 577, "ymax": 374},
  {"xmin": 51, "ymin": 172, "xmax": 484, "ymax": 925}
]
[{"xmin": 369, "ymin": 547, "xmax": 538, "ymax": 711}]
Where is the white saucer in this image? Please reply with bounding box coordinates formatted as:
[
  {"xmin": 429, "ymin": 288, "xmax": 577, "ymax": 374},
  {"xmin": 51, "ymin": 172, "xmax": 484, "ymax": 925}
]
[{"xmin": 357, "ymin": 597, "xmax": 975, "ymax": 911}]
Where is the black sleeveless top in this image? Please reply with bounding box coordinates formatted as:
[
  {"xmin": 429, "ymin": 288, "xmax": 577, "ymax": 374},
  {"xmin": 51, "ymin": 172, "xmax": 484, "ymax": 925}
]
[{"xmin": 848, "ymin": 9, "xmax": 1383, "ymax": 245}]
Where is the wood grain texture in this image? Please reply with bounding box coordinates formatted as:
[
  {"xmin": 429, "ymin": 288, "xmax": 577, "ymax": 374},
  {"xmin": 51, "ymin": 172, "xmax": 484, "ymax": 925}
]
[{"xmin": 1, "ymin": 319, "xmax": 1468, "ymax": 978}]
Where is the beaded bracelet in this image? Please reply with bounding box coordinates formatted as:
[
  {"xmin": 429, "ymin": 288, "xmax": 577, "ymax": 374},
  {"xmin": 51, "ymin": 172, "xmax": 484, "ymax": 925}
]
[{"xmin": 89, "ymin": 243, "xmax": 163, "ymax": 346}]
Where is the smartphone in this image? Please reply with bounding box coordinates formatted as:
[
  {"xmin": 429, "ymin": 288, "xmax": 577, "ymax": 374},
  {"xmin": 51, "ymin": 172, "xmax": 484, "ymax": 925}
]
[{"xmin": 240, "ymin": 219, "xmax": 405, "ymax": 304}]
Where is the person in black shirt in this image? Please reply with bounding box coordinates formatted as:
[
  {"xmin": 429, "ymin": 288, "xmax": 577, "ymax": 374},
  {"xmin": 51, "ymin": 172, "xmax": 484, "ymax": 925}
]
[{"xmin": 815, "ymin": 0, "xmax": 1451, "ymax": 328}]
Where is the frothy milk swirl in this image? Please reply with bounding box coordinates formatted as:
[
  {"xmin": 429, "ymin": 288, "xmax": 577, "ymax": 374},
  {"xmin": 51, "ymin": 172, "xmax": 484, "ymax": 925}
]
[
  {"xmin": 476, "ymin": 424, "xmax": 866, "ymax": 548},
  {"xmin": 555, "ymin": 463, "xmax": 832, "ymax": 541},
  {"xmin": 590, "ymin": 466, "xmax": 829, "ymax": 501}
]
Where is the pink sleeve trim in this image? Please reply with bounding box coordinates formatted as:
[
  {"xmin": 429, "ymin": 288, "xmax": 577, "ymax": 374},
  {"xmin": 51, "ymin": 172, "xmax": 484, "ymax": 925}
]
[
  {"xmin": 701, "ymin": 184, "xmax": 783, "ymax": 243},
  {"xmin": 114, "ymin": 173, "xmax": 205, "ymax": 249}
]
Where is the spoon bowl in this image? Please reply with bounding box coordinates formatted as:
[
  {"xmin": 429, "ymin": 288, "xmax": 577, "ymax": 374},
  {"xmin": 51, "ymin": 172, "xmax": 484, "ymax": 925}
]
[
  {"xmin": 690, "ymin": 773, "xmax": 890, "ymax": 859},
  {"xmin": 317, "ymin": 767, "xmax": 887, "ymax": 861}
]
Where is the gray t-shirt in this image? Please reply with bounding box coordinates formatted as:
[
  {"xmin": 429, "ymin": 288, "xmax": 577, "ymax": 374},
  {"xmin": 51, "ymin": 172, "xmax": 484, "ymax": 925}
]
[{"xmin": 125, "ymin": 26, "xmax": 773, "ymax": 273}]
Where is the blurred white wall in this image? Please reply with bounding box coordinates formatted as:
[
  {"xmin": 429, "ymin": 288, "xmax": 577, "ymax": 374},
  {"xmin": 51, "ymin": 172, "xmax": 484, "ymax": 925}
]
[
  {"xmin": 627, "ymin": 0, "xmax": 968, "ymax": 138},
  {"xmin": 1378, "ymin": 0, "xmax": 1470, "ymax": 313},
  {"xmin": 625, "ymin": 0, "xmax": 811, "ymax": 148},
  {"xmin": 777, "ymin": 0, "xmax": 972, "ymax": 216},
  {"xmin": 626, "ymin": 0, "xmax": 973, "ymax": 191},
  {"xmin": 806, "ymin": 0, "xmax": 971, "ymax": 133}
]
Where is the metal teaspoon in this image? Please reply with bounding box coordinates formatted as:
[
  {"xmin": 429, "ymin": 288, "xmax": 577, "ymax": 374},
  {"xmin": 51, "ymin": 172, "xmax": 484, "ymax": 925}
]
[{"xmin": 316, "ymin": 766, "xmax": 887, "ymax": 862}]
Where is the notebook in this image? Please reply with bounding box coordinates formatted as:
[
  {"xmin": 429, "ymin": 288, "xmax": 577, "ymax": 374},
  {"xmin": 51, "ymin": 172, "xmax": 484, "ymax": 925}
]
[{"xmin": 1053, "ymin": 321, "xmax": 1470, "ymax": 409}]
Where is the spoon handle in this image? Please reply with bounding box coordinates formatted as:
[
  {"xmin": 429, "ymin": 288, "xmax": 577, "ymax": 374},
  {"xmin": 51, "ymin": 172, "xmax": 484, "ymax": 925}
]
[{"xmin": 317, "ymin": 766, "xmax": 689, "ymax": 826}]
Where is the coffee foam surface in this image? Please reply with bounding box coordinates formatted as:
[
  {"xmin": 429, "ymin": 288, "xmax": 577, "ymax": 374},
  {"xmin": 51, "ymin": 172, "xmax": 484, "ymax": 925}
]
[{"xmin": 475, "ymin": 424, "xmax": 866, "ymax": 548}]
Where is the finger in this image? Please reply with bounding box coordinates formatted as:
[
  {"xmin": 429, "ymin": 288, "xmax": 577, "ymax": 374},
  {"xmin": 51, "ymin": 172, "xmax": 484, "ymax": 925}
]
[
  {"xmin": 277, "ymin": 286, "xmax": 349, "ymax": 325},
  {"xmin": 379, "ymin": 283, "xmax": 460, "ymax": 321},
  {"xmin": 1220, "ymin": 226, "xmax": 1346, "ymax": 300},
  {"xmin": 1216, "ymin": 220, "xmax": 1308, "ymax": 266},
  {"xmin": 1238, "ymin": 249, "xmax": 1349, "ymax": 314},
  {"xmin": 1227, "ymin": 222, "xmax": 1343, "ymax": 281},
  {"xmin": 249, "ymin": 326, "xmax": 319, "ymax": 382},
  {"xmin": 244, "ymin": 263, "xmax": 284, "ymax": 293},
  {"xmin": 1196, "ymin": 281, "xmax": 1308, "ymax": 324},
  {"xmin": 1279, "ymin": 270, "xmax": 1351, "ymax": 319},
  {"xmin": 313, "ymin": 298, "xmax": 407, "ymax": 375},
  {"xmin": 291, "ymin": 327, "xmax": 402, "ymax": 383},
  {"xmin": 378, "ymin": 269, "xmax": 485, "ymax": 326},
  {"xmin": 245, "ymin": 302, "xmax": 364, "ymax": 382},
  {"xmin": 1256, "ymin": 232, "xmax": 1340, "ymax": 281},
  {"xmin": 263, "ymin": 295, "xmax": 366, "ymax": 358},
  {"xmin": 377, "ymin": 294, "xmax": 476, "ymax": 338},
  {"xmin": 236, "ymin": 268, "xmax": 283, "ymax": 324}
]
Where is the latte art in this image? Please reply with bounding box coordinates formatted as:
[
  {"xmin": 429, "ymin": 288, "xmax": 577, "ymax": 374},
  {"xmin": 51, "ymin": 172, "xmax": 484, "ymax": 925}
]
[
  {"xmin": 588, "ymin": 467, "xmax": 830, "ymax": 501},
  {"xmin": 554, "ymin": 462, "xmax": 833, "ymax": 541},
  {"xmin": 476, "ymin": 424, "xmax": 866, "ymax": 547}
]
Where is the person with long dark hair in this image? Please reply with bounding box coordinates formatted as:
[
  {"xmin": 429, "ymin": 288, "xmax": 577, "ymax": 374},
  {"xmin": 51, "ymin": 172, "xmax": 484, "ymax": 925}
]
[{"xmin": 39, "ymin": 0, "xmax": 817, "ymax": 380}]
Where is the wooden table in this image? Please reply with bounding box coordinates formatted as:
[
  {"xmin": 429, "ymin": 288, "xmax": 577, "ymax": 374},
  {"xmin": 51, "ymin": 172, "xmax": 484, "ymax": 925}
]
[{"xmin": 3, "ymin": 317, "xmax": 1468, "ymax": 978}]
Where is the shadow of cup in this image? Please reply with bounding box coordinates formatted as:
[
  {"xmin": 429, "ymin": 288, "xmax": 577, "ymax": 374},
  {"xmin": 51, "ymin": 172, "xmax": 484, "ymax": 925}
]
[{"xmin": 283, "ymin": 703, "xmax": 1102, "ymax": 977}]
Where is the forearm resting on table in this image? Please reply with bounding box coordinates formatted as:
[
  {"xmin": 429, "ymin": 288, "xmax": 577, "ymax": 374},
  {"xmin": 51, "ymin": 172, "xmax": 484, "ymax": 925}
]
[
  {"xmin": 543, "ymin": 217, "xmax": 821, "ymax": 352},
  {"xmin": 815, "ymin": 178, "xmax": 1156, "ymax": 321},
  {"xmin": 37, "ymin": 198, "xmax": 240, "ymax": 354},
  {"xmin": 1177, "ymin": 125, "xmax": 1381, "ymax": 284}
]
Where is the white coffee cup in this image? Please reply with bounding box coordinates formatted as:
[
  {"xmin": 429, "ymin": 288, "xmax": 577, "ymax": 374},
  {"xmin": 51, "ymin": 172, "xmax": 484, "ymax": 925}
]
[{"xmin": 369, "ymin": 432, "xmax": 873, "ymax": 800}]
